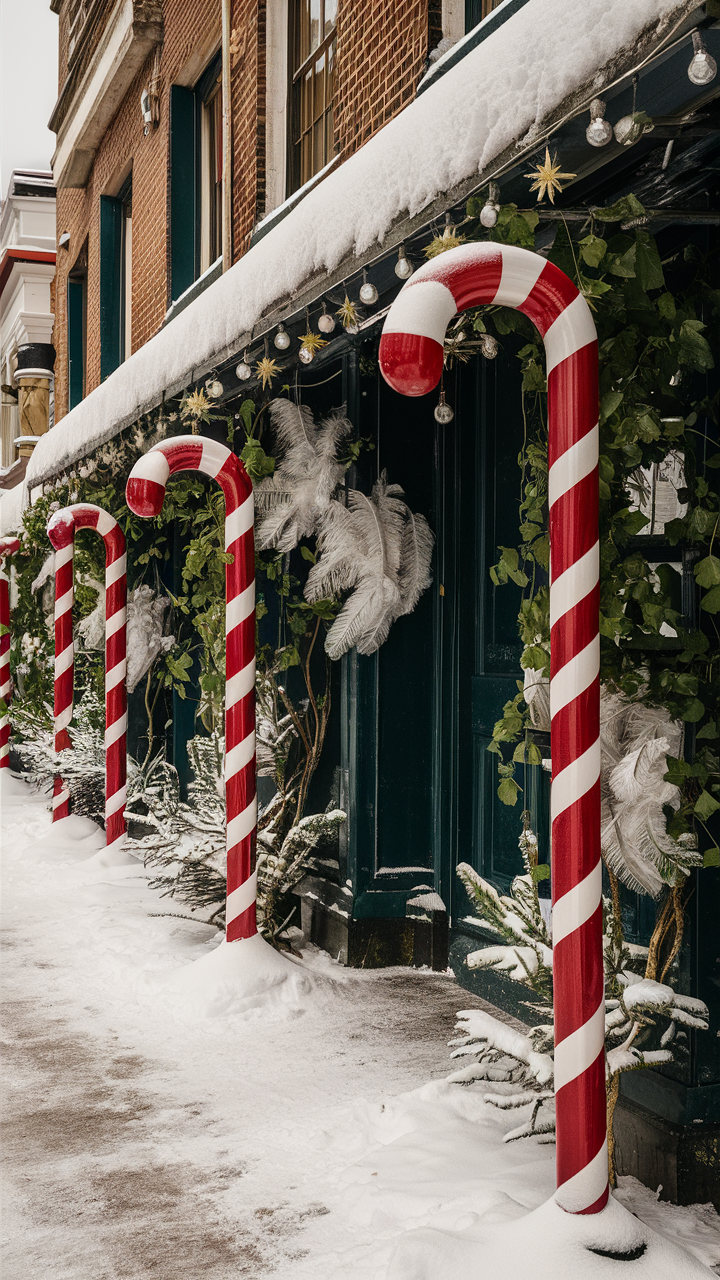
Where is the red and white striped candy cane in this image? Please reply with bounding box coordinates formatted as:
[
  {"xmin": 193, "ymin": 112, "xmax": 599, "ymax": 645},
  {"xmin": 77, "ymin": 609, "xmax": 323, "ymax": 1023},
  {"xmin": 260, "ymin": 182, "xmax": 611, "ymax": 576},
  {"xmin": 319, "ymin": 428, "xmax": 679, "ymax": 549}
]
[
  {"xmin": 47, "ymin": 505, "xmax": 128, "ymax": 849},
  {"xmin": 0, "ymin": 535, "xmax": 21, "ymax": 769},
  {"xmin": 379, "ymin": 242, "xmax": 605, "ymax": 1216},
  {"xmin": 126, "ymin": 437, "xmax": 256, "ymax": 942}
]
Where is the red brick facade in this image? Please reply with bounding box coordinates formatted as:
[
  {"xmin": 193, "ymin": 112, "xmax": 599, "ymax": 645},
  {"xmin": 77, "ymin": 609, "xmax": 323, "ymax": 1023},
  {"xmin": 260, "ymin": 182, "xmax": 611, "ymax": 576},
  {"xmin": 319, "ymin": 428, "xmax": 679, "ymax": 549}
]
[{"xmin": 52, "ymin": 1, "xmax": 442, "ymax": 422}]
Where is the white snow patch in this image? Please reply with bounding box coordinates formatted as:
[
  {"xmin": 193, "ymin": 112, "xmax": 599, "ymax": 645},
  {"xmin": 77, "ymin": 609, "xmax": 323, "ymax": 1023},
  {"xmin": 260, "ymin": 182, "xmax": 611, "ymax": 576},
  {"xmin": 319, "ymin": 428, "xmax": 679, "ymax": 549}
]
[
  {"xmin": 152, "ymin": 932, "xmax": 314, "ymax": 1020},
  {"xmin": 0, "ymin": 480, "xmax": 26, "ymax": 534},
  {"xmin": 27, "ymin": 0, "xmax": 691, "ymax": 486}
]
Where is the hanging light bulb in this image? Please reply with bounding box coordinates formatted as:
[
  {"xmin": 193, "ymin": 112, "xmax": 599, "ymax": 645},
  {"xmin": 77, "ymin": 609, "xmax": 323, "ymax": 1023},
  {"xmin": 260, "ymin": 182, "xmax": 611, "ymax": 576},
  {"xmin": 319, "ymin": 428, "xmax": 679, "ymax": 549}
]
[
  {"xmin": 614, "ymin": 75, "xmax": 653, "ymax": 147},
  {"xmin": 298, "ymin": 345, "xmax": 314, "ymax": 364},
  {"xmin": 480, "ymin": 181, "xmax": 500, "ymax": 228},
  {"xmin": 479, "ymin": 333, "xmax": 499, "ymax": 360},
  {"xmin": 688, "ymin": 29, "xmax": 717, "ymax": 85},
  {"xmin": 359, "ymin": 269, "xmax": 378, "ymax": 305},
  {"xmin": 274, "ymin": 323, "xmax": 291, "ymax": 350},
  {"xmin": 434, "ymin": 391, "xmax": 454, "ymax": 424},
  {"xmin": 395, "ymin": 245, "xmax": 413, "ymax": 279},
  {"xmin": 235, "ymin": 351, "xmax": 252, "ymax": 381},
  {"xmin": 318, "ymin": 303, "xmax": 336, "ymax": 334},
  {"xmin": 585, "ymin": 99, "xmax": 613, "ymax": 147},
  {"xmin": 205, "ymin": 377, "xmax": 224, "ymax": 399}
]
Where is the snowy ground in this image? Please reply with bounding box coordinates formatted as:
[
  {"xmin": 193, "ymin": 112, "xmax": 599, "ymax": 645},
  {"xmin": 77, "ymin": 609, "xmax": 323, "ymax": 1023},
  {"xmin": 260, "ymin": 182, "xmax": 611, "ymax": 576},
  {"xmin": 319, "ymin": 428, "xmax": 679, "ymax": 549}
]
[{"xmin": 2, "ymin": 772, "xmax": 718, "ymax": 1279}]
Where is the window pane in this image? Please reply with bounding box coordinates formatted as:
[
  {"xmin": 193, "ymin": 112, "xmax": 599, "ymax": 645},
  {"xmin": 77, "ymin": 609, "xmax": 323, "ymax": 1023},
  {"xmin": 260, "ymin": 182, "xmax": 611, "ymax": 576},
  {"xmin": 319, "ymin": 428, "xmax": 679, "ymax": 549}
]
[
  {"xmin": 324, "ymin": 0, "xmax": 337, "ymax": 35},
  {"xmin": 314, "ymin": 52, "xmax": 326, "ymax": 121},
  {"xmin": 309, "ymin": 0, "xmax": 321, "ymax": 53}
]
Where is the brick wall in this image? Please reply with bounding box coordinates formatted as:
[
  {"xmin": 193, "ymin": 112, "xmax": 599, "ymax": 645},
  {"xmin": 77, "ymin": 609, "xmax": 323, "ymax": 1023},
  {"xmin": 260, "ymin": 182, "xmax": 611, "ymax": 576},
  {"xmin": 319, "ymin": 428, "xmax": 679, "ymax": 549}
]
[
  {"xmin": 53, "ymin": 0, "xmax": 224, "ymax": 420},
  {"xmin": 335, "ymin": 0, "xmax": 440, "ymax": 158},
  {"xmin": 52, "ymin": 1, "xmax": 440, "ymax": 421}
]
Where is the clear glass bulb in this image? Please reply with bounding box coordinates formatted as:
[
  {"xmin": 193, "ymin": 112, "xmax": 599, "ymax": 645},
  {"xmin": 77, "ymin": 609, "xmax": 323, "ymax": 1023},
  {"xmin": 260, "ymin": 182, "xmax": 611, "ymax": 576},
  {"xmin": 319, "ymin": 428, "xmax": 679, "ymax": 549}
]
[
  {"xmin": 298, "ymin": 345, "xmax": 314, "ymax": 364},
  {"xmin": 318, "ymin": 311, "xmax": 335, "ymax": 333},
  {"xmin": 480, "ymin": 202, "xmax": 498, "ymax": 228},
  {"xmin": 235, "ymin": 359, "xmax": 252, "ymax": 381},
  {"xmin": 434, "ymin": 392, "xmax": 454, "ymax": 424},
  {"xmin": 480, "ymin": 334, "xmax": 499, "ymax": 360},
  {"xmin": 274, "ymin": 324, "xmax": 290, "ymax": 350},
  {"xmin": 614, "ymin": 114, "xmax": 643, "ymax": 147},
  {"xmin": 359, "ymin": 279, "xmax": 378, "ymax": 305},
  {"xmin": 205, "ymin": 378, "xmax": 223, "ymax": 399},
  {"xmin": 586, "ymin": 99, "xmax": 612, "ymax": 147},
  {"xmin": 688, "ymin": 31, "xmax": 717, "ymax": 85},
  {"xmin": 395, "ymin": 247, "xmax": 413, "ymax": 279}
]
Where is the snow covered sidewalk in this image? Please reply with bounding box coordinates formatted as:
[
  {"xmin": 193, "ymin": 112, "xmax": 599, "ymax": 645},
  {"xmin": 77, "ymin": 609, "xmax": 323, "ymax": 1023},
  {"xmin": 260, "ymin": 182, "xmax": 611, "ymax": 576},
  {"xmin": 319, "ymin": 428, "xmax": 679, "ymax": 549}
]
[{"xmin": 2, "ymin": 773, "xmax": 718, "ymax": 1279}]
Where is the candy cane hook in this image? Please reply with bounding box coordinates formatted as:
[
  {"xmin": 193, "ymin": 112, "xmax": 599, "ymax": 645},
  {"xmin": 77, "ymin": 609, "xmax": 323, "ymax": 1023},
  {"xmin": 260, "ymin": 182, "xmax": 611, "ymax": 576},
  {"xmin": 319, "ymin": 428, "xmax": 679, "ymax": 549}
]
[
  {"xmin": 47, "ymin": 505, "xmax": 128, "ymax": 849},
  {"xmin": 126, "ymin": 437, "xmax": 256, "ymax": 942},
  {"xmin": 0, "ymin": 536, "xmax": 21, "ymax": 769},
  {"xmin": 379, "ymin": 243, "xmax": 605, "ymax": 1216}
]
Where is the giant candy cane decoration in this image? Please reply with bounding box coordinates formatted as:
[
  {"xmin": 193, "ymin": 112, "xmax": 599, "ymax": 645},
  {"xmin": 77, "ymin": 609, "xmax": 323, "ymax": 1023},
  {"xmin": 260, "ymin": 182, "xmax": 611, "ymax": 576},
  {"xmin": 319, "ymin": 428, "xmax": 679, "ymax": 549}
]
[
  {"xmin": 0, "ymin": 535, "xmax": 21, "ymax": 769},
  {"xmin": 126, "ymin": 437, "xmax": 257, "ymax": 942},
  {"xmin": 379, "ymin": 243, "xmax": 605, "ymax": 1216},
  {"xmin": 47, "ymin": 504, "xmax": 128, "ymax": 848}
]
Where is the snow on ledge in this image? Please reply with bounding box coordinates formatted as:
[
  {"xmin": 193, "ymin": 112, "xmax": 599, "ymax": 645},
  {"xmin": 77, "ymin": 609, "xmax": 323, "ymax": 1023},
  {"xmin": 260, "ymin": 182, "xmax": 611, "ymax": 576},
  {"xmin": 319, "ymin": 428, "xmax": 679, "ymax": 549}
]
[
  {"xmin": 28, "ymin": 0, "xmax": 693, "ymax": 488},
  {"xmin": 0, "ymin": 480, "xmax": 27, "ymax": 535}
]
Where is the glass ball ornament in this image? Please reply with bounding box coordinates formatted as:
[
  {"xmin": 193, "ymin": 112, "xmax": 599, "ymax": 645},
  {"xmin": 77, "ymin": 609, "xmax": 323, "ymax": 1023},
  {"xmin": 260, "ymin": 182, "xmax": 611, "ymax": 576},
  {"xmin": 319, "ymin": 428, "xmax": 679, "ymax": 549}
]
[
  {"xmin": 318, "ymin": 308, "xmax": 336, "ymax": 334},
  {"xmin": 614, "ymin": 113, "xmax": 647, "ymax": 147},
  {"xmin": 434, "ymin": 391, "xmax": 454, "ymax": 425},
  {"xmin": 688, "ymin": 30, "xmax": 717, "ymax": 85},
  {"xmin": 274, "ymin": 324, "xmax": 291, "ymax": 350},
  {"xmin": 359, "ymin": 273, "xmax": 378, "ymax": 305},
  {"xmin": 395, "ymin": 246, "xmax": 413, "ymax": 279},
  {"xmin": 585, "ymin": 99, "xmax": 613, "ymax": 148},
  {"xmin": 298, "ymin": 345, "xmax": 314, "ymax": 364},
  {"xmin": 205, "ymin": 377, "xmax": 224, "ymax": 399},
  {"xmin": 480, "ymin": 201, "xmax": 499, "ymax": 228},
  {"xmin": 480, "ymin": 333, "xmax": 499, "ymax": 360},
  {"xmin": 235, "ymin": 355, "xmax": 252, "ymax": 381}
]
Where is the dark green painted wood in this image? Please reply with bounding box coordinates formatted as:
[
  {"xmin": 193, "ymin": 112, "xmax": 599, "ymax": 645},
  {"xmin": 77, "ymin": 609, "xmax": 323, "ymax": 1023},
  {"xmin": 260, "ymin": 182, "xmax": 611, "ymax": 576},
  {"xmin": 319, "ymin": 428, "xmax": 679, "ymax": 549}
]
[
  {"xmin": 67, "ymin": 277, "xmax": 84, "ymax": 409},
  {"xmin": 170, "ymin": 84, "xmax": 198, "ymax": 303},
  {"xmin": 99, "ymin": 196, "xmax": 123, "ymax": 379}
]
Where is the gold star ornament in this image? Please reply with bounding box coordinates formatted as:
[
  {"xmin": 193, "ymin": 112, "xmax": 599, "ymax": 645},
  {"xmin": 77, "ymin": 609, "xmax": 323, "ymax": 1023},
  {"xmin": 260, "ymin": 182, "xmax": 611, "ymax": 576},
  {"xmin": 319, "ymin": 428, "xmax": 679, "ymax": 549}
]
[
  {"xmin": 525, "ymin": 148, "xmax": 577, "ymax": 204},
  {"xmin": 298, "ymin": 331, "xmax": 328, "ymax": 356},
  {"xmin": 255, "ymin": 356, "xmax": 279, "ymax": 390}
]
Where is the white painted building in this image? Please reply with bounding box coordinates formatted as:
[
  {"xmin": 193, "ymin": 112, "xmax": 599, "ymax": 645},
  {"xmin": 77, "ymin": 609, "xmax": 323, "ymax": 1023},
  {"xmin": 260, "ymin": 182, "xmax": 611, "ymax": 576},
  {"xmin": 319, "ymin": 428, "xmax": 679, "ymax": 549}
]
[{"xmin": 0, "ymin": 170, "xmax": 56, "ymax": 484}]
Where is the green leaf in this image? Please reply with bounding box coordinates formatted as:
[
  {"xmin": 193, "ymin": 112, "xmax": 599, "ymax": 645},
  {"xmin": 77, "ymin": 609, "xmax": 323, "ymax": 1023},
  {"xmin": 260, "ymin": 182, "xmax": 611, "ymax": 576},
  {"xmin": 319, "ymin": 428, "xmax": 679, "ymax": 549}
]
[
  {"xmin": 531, "ymin": 863, "xmax": 551, "ymax": 882},
  {"xmin": 696, "ymin": 720, "xmax": 718, "ymax": 741},
  {"xmin": 498, "ymin": 776, "xmax": 521, "ymax": 806},
  {"xmin": 695, "ymin": 555, "xmax": 720, "ymax": 588},
  {"xmin": 658, "ymin": 292, "xmax": 676, "ymax": 320},
  {"xmin": 623, "ymin": 510, "xmax": 651, "ymax": 536},
  {"xmin": 299, "ymin": 545, "xmax": 317, "ymax": 564},
  {"xmin": 677, "ymin": 319, "xmax": 714, "ymax": 372},
  {"xmin": 703, "ymin": 847, "xmax": 720, "ymax": 868},
  {"xmin": 701, "ymin": 584, "xmax": 720, "ymax": 614},
  {"xmin": 579, "ymin": 234, "xmax": 607, "ymax": 268},
  {"xmin": 593, "ymin": 195, "xmax": 646, "ymax": 223},
  {"xmin": 634, "ymin": 232, "xmax": 664, "ymax": 292},
  {"xmin": 682, "ymin": 698, "xmax": 705, "ymax": 723},
  {"xmin": 600, "ymin": 391, "xmax": 623, "ymax": 422},
  {"xmin": 694, "ymin": 790, "xmax": 720, "ymax": 821}
]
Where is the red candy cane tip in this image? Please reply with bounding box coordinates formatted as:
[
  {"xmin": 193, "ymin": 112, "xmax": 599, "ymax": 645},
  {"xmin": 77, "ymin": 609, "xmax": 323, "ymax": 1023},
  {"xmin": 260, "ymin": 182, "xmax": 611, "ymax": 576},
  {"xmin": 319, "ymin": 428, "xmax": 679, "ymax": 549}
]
[
  {"xmin": 380, "ymin": 243, "xmax": 604, "ymax": 1215},
  {"xmin": 126, "ymin": 476, "xmax": 166, "ymax": 519}
]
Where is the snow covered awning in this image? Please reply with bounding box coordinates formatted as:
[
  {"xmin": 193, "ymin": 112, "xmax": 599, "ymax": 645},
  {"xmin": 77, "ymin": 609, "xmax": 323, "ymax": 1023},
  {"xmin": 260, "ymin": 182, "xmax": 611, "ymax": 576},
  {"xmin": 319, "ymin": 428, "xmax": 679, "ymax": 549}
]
[{"xmin": 27, "ymin": 0, "xmax": 696, "ymax": 489}]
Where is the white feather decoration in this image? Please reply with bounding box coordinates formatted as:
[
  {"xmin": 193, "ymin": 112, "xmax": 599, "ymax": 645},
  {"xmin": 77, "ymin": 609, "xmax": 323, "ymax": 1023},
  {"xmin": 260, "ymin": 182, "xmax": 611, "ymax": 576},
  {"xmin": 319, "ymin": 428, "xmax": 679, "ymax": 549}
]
[
  {"xmin": 254, "ymin": 399, "xmax": 352, "ymax": 552},
  {"xmin": 305, "ymin": 470, "xmax": 434, "ymax": 660}
]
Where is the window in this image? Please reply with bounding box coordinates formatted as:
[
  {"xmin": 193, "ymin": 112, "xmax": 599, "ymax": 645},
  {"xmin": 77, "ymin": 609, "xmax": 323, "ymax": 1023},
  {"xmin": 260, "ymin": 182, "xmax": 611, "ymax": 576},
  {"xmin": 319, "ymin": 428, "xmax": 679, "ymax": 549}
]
[
  {"xmin": 169, "ymin": 54, "xmax": 223, "ymax": 302},
  {"xmin": 465, "ymin": 0, "xmax": 505, "ymax": 26},
  {"xmin": 198, "ymin": 60, "xmax": 223, "ymax": 272},
  {"xmin": 99, "ymin": 175, "xmax": 131, "ymax": 379},
  {"xmin": 289, "ymin": 0, "xmax": 337, "ymax": 194}
]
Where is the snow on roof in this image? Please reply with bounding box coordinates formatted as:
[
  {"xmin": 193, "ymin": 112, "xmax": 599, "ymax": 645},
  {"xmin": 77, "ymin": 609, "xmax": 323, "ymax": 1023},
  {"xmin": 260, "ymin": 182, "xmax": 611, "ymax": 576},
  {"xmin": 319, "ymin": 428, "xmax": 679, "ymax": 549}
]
[
  {"xmin": 0, "ymin": 481, "xmax": 26, "ymax": 535},
  {"xmin": 28, "ymin": 0, "xmax": 692, "ymax": 488}
]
